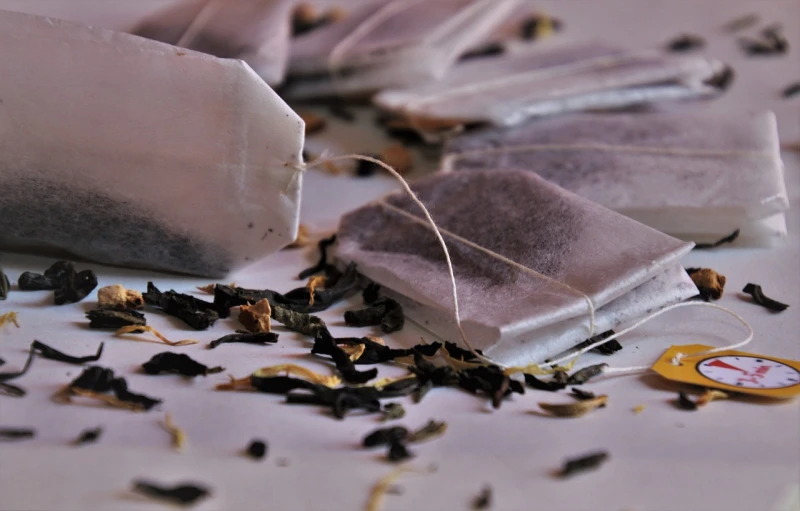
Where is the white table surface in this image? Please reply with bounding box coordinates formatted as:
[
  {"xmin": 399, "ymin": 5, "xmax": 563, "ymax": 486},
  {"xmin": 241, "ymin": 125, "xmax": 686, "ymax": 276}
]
[{"xmin": 1, "ymin": 1, "xmax": 800, "ymax": 510}]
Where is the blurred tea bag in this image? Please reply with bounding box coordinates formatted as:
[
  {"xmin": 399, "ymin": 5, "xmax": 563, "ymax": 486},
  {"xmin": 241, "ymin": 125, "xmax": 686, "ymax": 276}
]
[
  {"xmin": 335, "ymin": 170, "xmax": 696, "ymax": 367},
  {"xmin": 132, "ymin": 0, "xmax": 295, "ymax": 85},
  {"xmin": 0, "ymin": 9, "xmax": 305, "ymax": 277},
  {"xmin": 373, "ymin": 40, "xmax": 730, "ymax": 140},
  {"xmin": 283, "ymin": 0, "xmax": 521, "ymax": 99},
  {"xmin": 443, "ymin": 110, "xmax": 788, "ymax": 245}
]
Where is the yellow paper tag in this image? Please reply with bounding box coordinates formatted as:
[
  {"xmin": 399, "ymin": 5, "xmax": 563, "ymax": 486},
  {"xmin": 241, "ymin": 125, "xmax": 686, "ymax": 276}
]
[{"xmin": 651, "ymin": 344, "xmax": 800, "ymax": 399}]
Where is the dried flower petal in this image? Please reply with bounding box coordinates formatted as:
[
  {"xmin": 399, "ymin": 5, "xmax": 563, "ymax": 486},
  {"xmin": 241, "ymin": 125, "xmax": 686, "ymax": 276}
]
[
  {"xmin": 115, "ymin": 325, "xmax": 198, "ymax": 346},
  {"xmin": 0, "ymin": 312, "xmax": 20, "ymax": 329},
  {"xmin": 239, "ymin": 298, "xmax": 272, "ymax": 333},
  {"xmin": 287, "ymin": 224, "xmax": 312, "ymax": 249},
  {"xmin": 539, "ymin": 395, "xmax": 608, "ymax": 417},
  {"xmin": 97, "ymin": 284, "xmax": 144, "ymax": 310},
  {"xmin": 161, "ymin": 413, "xmax": 186, "ymax": 451},
  {"xmin": 306, "ymin": 276, "xmax": 328, "ymax": 306},
  {"xmin": 252, "ymin": 364, "xmax": 341, "ymax": 387}
]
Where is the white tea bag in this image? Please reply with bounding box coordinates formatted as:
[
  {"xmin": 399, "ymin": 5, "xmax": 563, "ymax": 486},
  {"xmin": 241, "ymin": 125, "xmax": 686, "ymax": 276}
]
[
  {"xmin": 442, "ymin": 110, "xmax": 788, "ymax": 244},
  {"xmin": 283, "ymin": 0, "xmax": 521, "ymax": 99},
  {"xmin": 0, "ymin": 9, "xmax": 305, "ymax": 277},
  {"xmin": 373, "ymin": 40, "xmax": 728, "ymax": 138},
  {"xmin": 334, "ymin": 170, "xmax": 696, "ymax": 366},
  {"xmin": 132, "ymin": 0, "xmax": 295, "ymax": 85}
]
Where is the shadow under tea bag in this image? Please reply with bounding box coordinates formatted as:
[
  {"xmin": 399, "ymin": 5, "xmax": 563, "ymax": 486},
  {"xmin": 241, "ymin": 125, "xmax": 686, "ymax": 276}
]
[
  {"xmin": 132, "ymin": 0, "xmax": 295, "ymax": 85},
  {"xmin": 373, "ymin": 40, "xmax": 728, "ymax": 139},
  {"xmin": 283, "ymin": 0, "xmax": 521, "ymax": 99},
  {"xmin": 334, "ymin": 170, "xmax": 696, "ymax": 367},
  {"xmin": 442, "ymin": 110, "xmax": 788, "ymax": 245},
  {"xmin": 0, "ymin": 9, "xmax": 304, "ymax": 277}
]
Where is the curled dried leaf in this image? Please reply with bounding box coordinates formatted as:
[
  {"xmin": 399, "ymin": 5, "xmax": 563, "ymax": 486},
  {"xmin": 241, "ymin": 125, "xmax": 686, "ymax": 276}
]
[
  {"xmin": 239, "ymin": 299, "xmax": 272, "ymax": 333},
  {"xmin": 0, "ymin": 311, "xmax": 20, "ymax": 329},
  {"xmin": 695, "ymin": 389, "xmax": 729, "ymax": 407},
  {"xmin": 114, "ymin": 325, "xmax": 198, "ymax": 347},
  {"xmin": 539, "ymin": 395, "xmax": 608, "ymax": 417},
  {"xmin": 306, "ymin": 276, "xmax": 328, "ymax": 306},
  {"xmin": 215, "ymin": 375, "xmax": 253, "ymax": 392},
  {"xmin": 161, "ymin": 413, "xmax": 186, "ymax": 451}
]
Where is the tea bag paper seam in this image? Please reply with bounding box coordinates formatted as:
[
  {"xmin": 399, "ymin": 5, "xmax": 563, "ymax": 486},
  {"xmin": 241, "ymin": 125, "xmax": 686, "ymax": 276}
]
[{"xmin": 374, "ymin": 198, "xmax": 598, "ymax": 338}]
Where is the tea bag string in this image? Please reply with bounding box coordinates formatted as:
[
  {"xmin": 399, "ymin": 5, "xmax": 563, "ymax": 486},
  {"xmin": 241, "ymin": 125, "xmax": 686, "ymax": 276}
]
[
  {"xmin": 375, "ymin": 199, "xmax": 597, "ymax": 339},
  {"xmin": 175, "ymin": 0, "xmax": 225, "ymax": 48}
]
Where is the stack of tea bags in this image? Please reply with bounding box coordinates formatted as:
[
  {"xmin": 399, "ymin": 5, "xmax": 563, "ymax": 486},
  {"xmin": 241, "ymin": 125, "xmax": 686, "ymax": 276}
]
[
  {"xmin": 374, "ymin": 40, "xmax": 730, "ymax": 140},
  {"xmin": 132, "ymin": 0, "xmax": 296, "ymax": 85},
  {"xmin": 335, "ymin": 170, "xmax": 698, "ymax": 367},
  {"xmin": 283, "ymin": 0, "xmax": 522, "ymax": 99},
  {"xmin": 442, "ymin": 110, "xmax": 788, "ymax": 245},
  {"xmin": 0, "ymin": 9, "xmax": 305, "ymax": 277}
]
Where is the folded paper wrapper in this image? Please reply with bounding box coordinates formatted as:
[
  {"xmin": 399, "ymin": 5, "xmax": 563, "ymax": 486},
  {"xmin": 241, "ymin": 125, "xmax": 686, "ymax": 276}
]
[
  {"xmin": 335, "ymin": 170, "xmax": 698, "ymax": 367},
  {"xmin": 442, "ymin": 109, "xmax": 789, "ymax": 245},
  {"xmin": 0, "ymin": 9, "xmax": 305, "ymax": 278},
  {"xmin": 283, "ymin": 0, "xmax": 522, "ymax": 99}
]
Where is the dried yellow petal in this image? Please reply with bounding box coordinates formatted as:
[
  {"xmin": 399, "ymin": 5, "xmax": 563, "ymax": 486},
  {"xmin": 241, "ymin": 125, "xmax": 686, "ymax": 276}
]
[
  {"xmin": 215, "ymin": 375, "xmax": 253, "ymax": 392},
  {"xmin": 253, "ymin": 364, "xmax": 341, "ymax": 388},
  {"xmin": 371, "ymin": 374, "xmax": 416, "ymax": 390},
  {"xmin": 69, "ymin": 388, "xmax": 147, "ymax": 412},
  {"xmin": 97, "ymin": 284, "xmax": 143, "ymax": 309},
  {"xmin": 114, "ymin": 325, "xmax": 198, "ymax": 347},
  {"xmin": 239, "ymin": 299, "xmax": 272, "ymax": 333},
  {"xmin": 299, "ymin": 110, "xmax": 326, "ymax": 135},
  {"xmin": 539, "ymin": 395, "xmax": 608, "ymax": 417},
  {"xmin": 365, "ymin": 336, "xmax": 385, "ymax": 346},
  {"xmin": 695, "ymin": 389, "xmax": 729, "ymax": 407},
  {"xmin": 341, "ymin": 342, "xmax": 366, "ymax": 362},
  {"xmin": 367, "ymin": 468, "xmax": 412, "ymax": 511},
  {"xmin": 632, "ymin": 405, "xmax": 646, "ymax": 415},
  {"xmin": 286, "ymin": 224, "xmax": 312, "ymax": 248},
  {"xmin": 408, "ymin": 420, "xmax": 447, "ymax": 443},
  {"xmin": 306, "ymin": 276, "xmax": 327, "ymax": 306},
  {"xmin": 0, "ymin": 311, "xmax": 20, "ymax": 329},
  {"xmin": 162, "ymin": 413, "xmax": 186, "ymax": 451},
  {"xmin": 504, "ymin": 357, "xmax": 579, "ymax": 377},
  {"xmin": 196, "ymin": 283, "xmax": 235, "ymax": 295}
]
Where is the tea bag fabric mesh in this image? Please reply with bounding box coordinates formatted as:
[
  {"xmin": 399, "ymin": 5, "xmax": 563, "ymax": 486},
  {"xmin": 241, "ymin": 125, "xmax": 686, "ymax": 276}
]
[
  {"xmin": 335, "ymin": 170, "xmax": 695, "ymax": 366},
  {"xmin": 443, "ymin": 110, "xmax": 788, "ymax": 243},
  {"xmin": 283, "ymin": 0, "xmax": 521, "ymax": 99},
  {"xmin": 0, "ymin": 9, "xmax": 305, "ymax": 277},
  {"xmin": 132, "ymin": 0, "xmax": 295, "ymax": 85}
]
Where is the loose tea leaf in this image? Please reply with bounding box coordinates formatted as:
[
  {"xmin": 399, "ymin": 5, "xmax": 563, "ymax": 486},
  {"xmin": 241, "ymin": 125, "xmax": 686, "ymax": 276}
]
[
  {"xmin": 355, "ymin": 153, "xmax": 383, "ymax": 178},
  {"xmin": 677, "ymin": 391, "xmax": 698, "ymax": 410},
  {"xmin": 73, "ymin": 427, "xmax": 102, "ymax": 446},
  {"xmin": 246, "ymin": 439, "xmax": 268, "ymax": 460},
  {"xmin": 0, "ymin": 345, "xmax": 34, "ymax": 386},
  {"xmin": 143, "ymin": 282, "xmax": 219, "ymax": 330},
  {"xmin": 407, "ymin": 420, "xmax": 447, "ymax": 443},
  {"xmin": 239, "ymin": 298, "xmax": 272, "ymax": 333},
  {"xmin": 387, "ymin": 441, "xmax": 413, "ymax": 463},
  {"xmin": 363, "ymin": 426, "xmax": 409, "ymax": 448},
  {"xmin": 305, "ymin": 276, "xmax": 328, "ymax": 306},
  {"xmin": 298, "ymin": 234, "xmax": 337, "ymax": 279},
  {"xmin": 344, "ymin": 298, "xmax": 405, "ymax": 333},
  {"xmin": 97, "ymin": 285, "xmax": 144, "ymax": 310},
  {"xmin": 0, "ymin": 267, "xmax": 9, "ymax": 300},
  {"xmin": 571, "ymin": 330, "xmax": 621, "ymax": 356},
  {"xmin": 62, "ymin": 366, "xmax": 162, "ymax": 411},
  {"xmin": 570, "ymin": 388, "xmax": 596, "ymax": 400},
  {"xmin": 524, "ymin": 373, "xmax": 567, "ymax": 392},
  {"xmin": 0, "ymin": 311, "xmax": 20, "ymax": 329},
  {"xmin": 32, "ymin": 340, "xmax": 104, "ymax": 365},
  {"xmin": 667, "ymin": 33, "xmax": 705, "ymax": 52},
  {"xmin": 459, "ymin": 42, "xmax": 506, "ymax": 61},
  {"xmin": 142, "ymin": 352, "xmax": 223, "ymax": 377},
  {"xmin": 703, "ymin": 64, "xmax": 736, "ymax": 90},
  {"xmin": 742, "ymin": 283, "xmax": 789, "ymax": 311},
  {"xmin": 472, "ymin": 485, "xmax": 493, "ymax": 510},
  {"xmin": 132, "ymin": 481, "xmax": 210, "ymax": 506},
  {"xmin": 458, "ymin": 365, "xmax": 521, "ymax": 409},
  {"xmin": 567, "ymin": 364, "xmax": 608, "ymax": 385},
  {"xmin": 0, "ymin": 427, "xmax": 35, "ymax": 440},
  {"xmin": 162, "ymin": 413, "xmax": 186, "ymax": 451},
  {"xmin": 694, "ymin": 229, "xmax": 740, "ymax": 249},
  {"xmin": 86, "ymin": 309, "xmax": 146, "ymax": 329},
  {"xmin": 686, "ymin": 268, "xmax": 727, "ymax": 301},
  {"xmin": 783, "ymin": 82, "xmax": 800, "ymax": 98},
  {"xmin": 22, "ymin": 261, "xmax": 99, "ymax": 305},
  {"xmin": 312, "ymin": 328, "xmax": 378, "ymax": 384},
  {"xmin": 115, "ymin": 325, "xmax": 198, "ymax": 347},
  {"xmin": 381, "ymin": 403, "xmax": 406, "ymax": 422},
  {"xmin": 271, "ymin": 305, "xmax": 327, "ymax": 336},
  {"xmin": 520, "ymin": 14, "xmax": 562, "ymax": 40},
  {"xmin": 0, "ymin": 382, "xmax": 26, "ymax": 397},
  {"xmin": 208, "ymin": 330, "xmax": 279, "ymax": 349},
  {"xmin": 560, "ymin": 451, "xmax": 609, "ymax": 477},
  {"xmin": 539, "ymin": 395, "xmax": 608, "ymax": 417},
  {"xmin": 740, "ymin": 25, "xmax": 788, "ymax": 55}
]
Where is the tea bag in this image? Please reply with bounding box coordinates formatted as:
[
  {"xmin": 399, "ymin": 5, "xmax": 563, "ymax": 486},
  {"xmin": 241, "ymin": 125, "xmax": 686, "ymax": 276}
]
[
  {"xmin": 0, "ymin": 10, "xmax": 304, "ymax": 277},
  {"xmin": 442, "ymin": 110, "xmax": 788, "ymax": 245},
  {"xmin": 373, "ymin": 40, "xmax": 729, "ymax": 139},
  {"xmin": 283, "ymin": 0, "xmax": 521, "ymax": 99},
  {"xmin": 132, "ymin": 0, "xmax": 295, "ymax": 85},
  {"xmin": 334, "ymin": 170, "xmax": 696, "ymax": 367}
]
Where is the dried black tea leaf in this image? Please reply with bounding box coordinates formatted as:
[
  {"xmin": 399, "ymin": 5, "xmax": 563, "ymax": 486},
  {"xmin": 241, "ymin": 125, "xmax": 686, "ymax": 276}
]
[
  {"xmin": 0, "ymin": 357, "xmax": 4, "ymax": 366},
  {"xmin": 18, "ymin": 261, "xmax": 98, "ymax": 304},
  {"xmin": 742, "ymin": 283, "xmax": 789, "ymax": 312},
  {"xmin": 141, "ymin": 352, "xmax": 223, "ymax": 377},
  {"xmin": 363, "ymin": 426, "xmax": 409, "ymax": 448},
  {"xmin": 571, "ymin": 330, "xmax": 622, "ymax": 356},
  {"xmin": 344, "ymin": 297, "xmax": 405, "ymax": 333},
  {"xmin": 459, "ymin": 42, "xmax": 505, "ymax": 61},
  {"xmin": 520, "ymin": 14, "xmax": 562, "ymax": 40},
  {"xmin": 132, "ymin": 480, "xmax": 210, "ymax": 506},
  {"xmin": 66, "ymin": 366, "xmax": 162, "ymax": 411},
  {"xmin": 271, "ymin": 305, "xmax": 326, "ymax": 336},
  {"xmin": 407, "ymin": 420, "xmax": 447, "ymax": 443},
  {"xmin": 472, "ymin": 485, "xmax": 492, "ymax": 510},
  {"xmin": 523, "ymin": 373, "xmax": 567, "ymax": 392},
  {"xmin": 143, "ymin": 282, "xmax": 219, "ymax": 330},
  {"xmin": 0, "ymin": 345, "xmax": 34, "ymax": 385},
  {"xmin": 108, "ymin": 378, "xmax": 162, "ymax": 411},
  {"xmin": 677, "ymin": 391, "xmax": 698, "ymax": 410},
  {"xmin": 666, "ymin": 33, "xmax": 705, "ymax": 52},
  {"xmin": 32, "ymin": 340, "xmax": 104, "ymax": 365},
  {"xmin": 312, "ymin": 329, "xmax": 378, "ymax": 384},
  {"xmin": 298, "ymin": 234, "xmax": 337, "ymax": 280},
  {"xmin": 703, "ymin": 64, "xmax": 736, "ymax": 91},
  {"xmin": 459, "ymin": 365, "xmax": 520, "ymax": 408},
  {"xmin": 0, "ymin": 267, "xmax": 9, "ymax": 300},
  {"xmin": 694, "ymin": 229, "xmax": 740, "ymax": 249},
  {"xmin": 246, "ymin": 439, "xmax": 268, "ymax": 460},
  {"xmin": 363, "ymin": 283, "xmax": 381, "ymax": 305},
  {"xmin": 18, "ymin": 271, "xmax": 56, "ymax": 290},
  {"xmin": 723, "ymin": 13, "xmax": 759, "ymax": 32},
  {"xmin": 86, "ymin": 308, "xmax": 146, "ymax": 329},
  {"xmin": 560, "ymin": 451, "xmax": 609, "ymax": 477},
  {"xmin": 73, "ymin": 427, "xmax": 103, "ymax": 446},
  {"xmin": 0, "ymin": 427, "xmax": 35, "ymax": 440},
  {"xmin": 740, "ymin": 26, "xmax": 788, "ymax": 56},
  {"xmin": 783, "ymin": 82, "xmax": 800, "ymax": 98},
  {"xmin": 0, "ymin": 382, "xmax": 26, "ymax": 397},
  {"xmin": 567, "ymin": 364, "xmax": 608, "ymax": 385},
  {"xmin": 570, "ymin": 388, "xmax": 596, "ymax": 400},
  {"xmin": 444, "ymin": 341, "xmax": 483, "ymax": 362},
  {"xmin": 387, "ymin": 441, "xmax": 413, "ymax": 463},
  {"xmin": 381, "ymin": 403, "xmax": 406, "ymax": 422},
  {"xmin": 208, "ymin": 330, "xmax": 279, "ymax": 349},
  {"xmin": 355, "ymin": 154, "xmax": 382, "ymax": 178},
  {"xmin": 69, "ymin": 365, "xmax": 116, "ymax": 392}
]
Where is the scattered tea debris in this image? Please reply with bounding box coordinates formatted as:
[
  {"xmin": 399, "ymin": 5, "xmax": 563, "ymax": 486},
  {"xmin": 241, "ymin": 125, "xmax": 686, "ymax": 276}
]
[
  {"xmin": 632, "ymin": 405, "xmax": 646, "ymax": 415},
  {"xmin": 367, "ymin": 468, "xmax": 412, "ymax": 511},
  {"xmin": 246, "ymin": 439, "xmax": 268, "ymax": 460},
  {"xmin": 305, "ymin": 275, "xmax": 328, "ymax": 306},
  {"xmin": 573, "ymin": 330, "xmax": 622, "ymax": 356},
  {"xmin": 239, "ymin": 298, "xmax": 272, "ymax": 333},
  {"xmin": 694, "ymin": 228, "xmax": 740, "ymax": 249},
  {"xmin": 0, "ymin": 267, "xmax": 9, "ymax": 300},
  {"xmin": 560, "ymin": 451, "xmax": 609, "ymax": 477},
  {"xmin": 380, "ymin": 144, "xmax": 413, "ymax": 176},
  {"xmin": 287, "ymin": 224, "xmax": 312, "ymax": 249},
  {"xmin": 363, "ymin": 426, "xmax": 409, "ymax": 448},
  {"xmin": 115, "ymin": 325, "xmax": 198, "ymax": 347},
  {"xmin": 742, "ymin": 283, "xmax": 789, "ymax": 311},
  {"xmin": 132, "ymin": 480, "xmax": 210, "ymax": 506},
  {"xmin": 73, "ymin": 426, "xmax": 102, "ymax": 446},
  {"xmin": 344, "ymin": 297, "xmax": 405, "ymax": 333},
  {"xmin": 0, "ymin": 427, "xmax": 35, "ymax": 440},
  {"xmin": 667, "ymin": 33, "xmax": 705, "ymax": 52},
  {"xmin": 740, "ymin": 25, "xmax": 788, "ymax": 55},
  {"xmin": 0, "ymin": 311, "xmax": 20, "ymax": 329},
  {"xmin": 162, "ymin": 413, "xmax": 186, "ymax": 451},
  {"xmin": 678, "ymin": 391, "xmax": 698, "ymax": 410},
  {"xmin": 524, "ymin": 372, "xmax": 567, "ymax": 392},
  {"xmin": 0, "ymin": 344, "xmax": 34, "ymax": 396},
  {"xmin": 299, "ymin": 110, "xmax": 327, "ymax": 135},
  {"xmin": 703, "ymin": 64, "xmax": 736, "ymax": 90},
  {"xmin": 298, "ymin": 234, "xmax": 337, "ymax": 280},
  {"xmin": 143, "ymin": 282, "xmax": 219, "ymax": 330},
  {"xmin": 208, "ymin": 330, "xmax": 278, "ymax": 349},
  {"xmin": 142, "ymin": 352, "xmax": 223, "ymax": 377},
  {"xmin": 472, "ymin": 485, "xmax": 493, "ymax": 510},
  {"xmin": 32, "ymin": 340, "xmax": 104, "ymax": 365},
  {"xmin": 783, "ymin": 82, "xmax": 800, "ymax": 98},
  {"xmin": 459, "ymin": 42, "xmax": 506, "ymax": 61},
  {"xmin": 86, "ymin": 309, "xmax": 146, "ymax": 329},
  {"xmin": 292, "ymin": 2, "xmax": 344, "ymax": 36},
  {"xmin": 381, "ymin": 403, "xmax": 406, "ymax": 422},
  {"xmin": 97, "ymin": 284, "xmax": 144, "ymax": 310},
  {"xmin": 387, "ymin": 441, "xmax": 413, "ymax": 463},
  {"xmin": 0, "ymin": 382, "xmax": 25, "ymax": 397},
  {"xmin": 686, "ymin": 268, "xmax": 726, "ymax": 301},
  {"xmin": 723, "ymin": 13, "xmax": 759, "ymax": 32},
  {"xmin": 313, "ymin": 329, "xmax": 379, "ymax": 384},
  {"xmin": 567, "ymin": 364, "xmax": 608, "ymax": 385},
  {"xmin": 539, "ymin": 395, "xmax": 608, "ymax": 417},
  {"xmin": 520, "ymin": 13, "xmax": 562, "ymax": 40},
  {"xmin": 18, "ymin": 261, "xmax": 98, "ymax": 304},
  {"xmin": 407, "ymin": 419, "xmax": 448, "ymax": 443},
  {"xmin": 272, "ymin": 305, "xmax": 327, "ymax": 336},
  {"xmin": 570, "ymin": 388, "xmax": 596, "ymax": 400},
  {"xmin": 59, "ymin": 366, "xmax": 162, "ymax": 412},
  {"xmin": 696, "ymin": 389, "xmax": 729, "ymax": 407}
]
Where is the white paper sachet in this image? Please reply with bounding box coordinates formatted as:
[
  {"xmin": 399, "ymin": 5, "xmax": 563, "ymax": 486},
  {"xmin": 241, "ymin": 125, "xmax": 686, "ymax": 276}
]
[
  {"xmin": 283, "ymin": 0, "xmax": 521, "ymax": 99},
  {"xmin": 334, "ymin": 170, "xmax": 696, "ymax": 366},
  {"xmin": 0, "ymin": 9, "xmax": 305, "ymax": 277},
  {"xmin": 373, "ymin": 40, "xmax": 729, "ymax": 139},
  {"xmin": 442, "ymin": 110, "xmax": 788, "ymax": 245},
  {"xmin": 132, "ymin": 0, "xmax": 295, "ymax": 85}
]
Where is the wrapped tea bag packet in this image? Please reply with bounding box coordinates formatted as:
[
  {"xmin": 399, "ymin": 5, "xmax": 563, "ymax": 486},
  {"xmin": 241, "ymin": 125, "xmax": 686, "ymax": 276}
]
[
  {"xmin": 334, "ymin": 170, "xmax": 698, "ymax": 367},
  {"xmin": 443, "ymin": 110, "xmax": 788, "ymax": 245},
  {"xmin": 373, "ymin": 40, "xmax": 729, "ymax": 139},
  {"xmin": 283, "ymin": 0, "xmax": 521, "ymax": 99},
  {"xmin": 0, "ymin": 10, "xmax": 304, "ymax": 277},
  {"xmin": 132, "ymin": 0, "xmax": 295, "ymax": 85}
]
